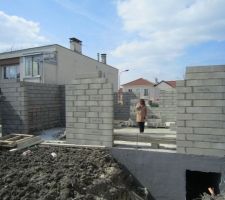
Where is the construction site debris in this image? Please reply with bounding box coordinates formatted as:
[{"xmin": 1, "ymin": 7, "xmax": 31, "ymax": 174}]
[
  {"xmin": 0, "ymin": 134, "xmax": 42, "ymax": 151},
  {"xmin": 0, "ymin": 146, "xmax": 150, "ymax": 200}
]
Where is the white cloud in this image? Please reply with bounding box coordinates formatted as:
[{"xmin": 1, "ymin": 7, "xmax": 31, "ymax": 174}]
[
  {"xmin": 111, "ymin": 0, "xmax": 225, "ymax": 83},
  {"xmin": 0, "ymin": 11, "xmax": 48, "ymax": 52}
]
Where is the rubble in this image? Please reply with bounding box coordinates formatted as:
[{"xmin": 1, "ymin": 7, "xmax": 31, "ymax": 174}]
[{"xmin": 0, "ymin": 146, "xmax": 150, "ymax": 200}]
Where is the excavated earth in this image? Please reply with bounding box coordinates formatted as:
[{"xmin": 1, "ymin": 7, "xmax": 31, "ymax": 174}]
[{"xmin": 0, "ymin": 146, "xmax": 146, "ymax": 200}]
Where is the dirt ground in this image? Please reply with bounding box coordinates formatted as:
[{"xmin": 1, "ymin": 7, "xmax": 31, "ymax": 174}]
[{"xmin": 0, "ymin": 146, "xmax": 147, "ymax": 200}]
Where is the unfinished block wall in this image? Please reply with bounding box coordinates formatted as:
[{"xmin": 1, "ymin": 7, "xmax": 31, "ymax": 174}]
[
  {"xmin": 151, "ymin": 90, "xmax": 177, "ymax": 123},
  {"xmin": 66, "ymin": 75, "xmax": 113, "ymax": 147},
  {"xmin": 24, "ymin": 82, "xmax": 65, "ymax": 131},
  {"xmin": 0, "ymin": 80, "xmax": 65, "ymax": 134},
  {"xmin": 114, "ymin": 92, "xmax": 137, "ymax": 120},
  {"xmin": 177, "ymin": 65, "xmax": 225, "ymax": 157}
]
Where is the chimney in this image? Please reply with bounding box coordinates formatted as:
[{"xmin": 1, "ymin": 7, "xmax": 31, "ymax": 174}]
[
  {"xmin": 101, "ymin": 53, "xmax": 107, "ymax": 64},
  {"xmin": 97, "ymin": 53, "xmax": 100, "ymax": 62},
  {"xmin": 69, "ymin": 37, "xmax": 82, "ymax": 54}
]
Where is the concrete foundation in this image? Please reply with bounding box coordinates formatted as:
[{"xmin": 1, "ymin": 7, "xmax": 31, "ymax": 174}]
[{"xmin": 111, "ymin": 148, "xmax": 225, "ymax": 200}]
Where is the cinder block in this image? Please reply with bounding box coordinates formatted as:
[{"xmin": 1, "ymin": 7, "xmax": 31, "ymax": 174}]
[
  {"xmin": 176, "ymin": 133, "xmax": 186, "ymax": 140},
  {"xmin": 66, "ymin": 112, "xmax": 73, "ymax": 117},
  {"xmin": 103, "ymin": 83, "xmax": 113, "ymax": 89},
  {"xmin": 177, "ymin": 114, "xmax": 192, "ymax": 120},
  {"xmin": 86, "ymin": 112, "xmax": 98, "ymax": 118},
  {"xmin": 193, "ymin": 114, "xmax": 225, "ymax": 121},
  {"xmin": 77, "ymin": 118, "xmax": 89, "ymax": 123},
  {"xmin": 176, "ymin": 80, "xmax": 185, "ymax": 87},
  {"xmin": 186, "ymin": 134, "xmax": 225, "ymax": 143},
  {"xmin": 186, "ymin": 65, "xmax": 225, "ymax": 73},
  {"xmin": 73, "ymin": 112, "xmax": 85, "ymax": 118},
  {"xmin": 177, "ymin": 147, "xmax": 186, "ymax": 153},
  {"xmin": 66, "ymin": 117, "xmax": 76, "ymax": 123},
  {"xmin": 103, "ymin": 118, "xmax": 113, "ymax": 123},
  {"xmin": 102, "ymin": 95, "xmax": 113, "ymax": 101},
  {"xmin": 177, "ymin": 100, "xmax": 192, "ymax": 107},
  {"xmin": 86, "ymin": 90, "xmax": 98, "ymax": 95},
  {"xmin": 186, "ymin": 107, "xmax": 222, "ymax": 114},
  {"xmin": 99, "ymin": 112, "xmax": 113, "ymax": 118},
  {"xmin": 86, "ymin": 101, "xmax": 98, "ymax": 106},
  {"xmin": 186, "ymin": 72, "xmax": 225, "ymax": 80},
  {"xmin": 176, "ymin": 120, "xmax": 185, "ymax": 127},
  {"xmin": 90, "ymin": 95, "xmax": 102, "ymax": 101},
  {"xmin": 177, "ymin": 140, "xmax": 193, "ymax": 147},
  {"xmin": 90, "ymin": 118, "xmax": 103, "ymax": 124},
  {"xmin": 77, "ymin": 107, "xmax": 89, "ymax": 112},
  {"xmin": 186, "ymin": 93, "xmax": 224, "ymax": 100},
  {"xmin": 194, "ymin": 128, "xmax": 225, "ymax": 135},
  {"xmin": 99, "ymin": 89, "xmax": 112, "ymax": 95},
  {"xmin": 86, "ymin": 124, "xmax": 98, "ymax": 129},
  {"xmin": 186, "ymin": 79, "xmax": 225, "ymax": 86},
  {"xmin": 71, "ymin": 79, "xmax": 81, "ymax": 84},
  {"xmin": 90, "ymin": 84, "xmax": 102, "ymax": 89},
  {"xmin": 177, "ymin": 127, "xmax": 193, "ymax": 134},
  {"xmin": 193, "ymin": 86, "xmax": 225, "ymax": 93},
  {"xmin": 186, "ymin": 120, "xmax": 224, "ymax": 128},
  {"xmin": 193, "ymin": 100, "xmax": 225, "ymax": 107},
  {"xmin": 176, "ymin": 87, "xmax": 192, "ymax": 93},
  {"xmin": 73, "ymin": 90, "xmax": 85, "ymax": 95},
  {"xmin": 90, "ymin": 107, "xmax": 102, "ymax": 112},
  {"xmin": 77, "ymin": 96, "xmax": 89, "ymax": 101},
  {"xmin": 99, "ymin": 124, "xmax": 113, "ymax": 130},
  {"xmin": 73, "ymin": 123, "xmax": 85, "ymax": 128},
  {"xmin": 74, "ymin": 101, "xmax": 86, "ymax": 106},
  {"xmin": 102, "ymin": 107, "xmax": 113, "ymax": 112},
  {"xmin": 99, "ymin": 101, "xmax": 113, "ymax": 106},
  {"xmin": 186, "ymin": 147, "xmax": 225, "ymax": 157},
  {"xmin": 177, "ymin": 107, "xmax": 186, "ymax": 114}
]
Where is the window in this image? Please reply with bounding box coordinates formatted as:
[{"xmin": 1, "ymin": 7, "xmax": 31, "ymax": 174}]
[
  {"xmin": 128, "ymin": 89, "xmax": 132, "ymax": 92},
  {"xmin": 3, "ymin": 65, "xmax": 19, "ymax": 79},
  {"xmin": 144, "ymin": 89, "xmax": 149, "ymax": 96},
  {"xmin": 25, "ymin": 55, "xmax": 42, "ymax": 77}
]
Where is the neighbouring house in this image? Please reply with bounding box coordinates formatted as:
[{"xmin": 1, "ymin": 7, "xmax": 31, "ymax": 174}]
[
  {"xmin": 0, "ymin": 37, "xmax": 118, "ymax": 91},
  {"xmin": 0, "ymin": 38, "xmax": 118, "ymax": 135},
  {"xmin": 122, "ymin": 78, "xmax": 156, "ymax": 101},
  {"xmin": 154, "ymin": 80, "xmax": 176, "ymax": 101}
]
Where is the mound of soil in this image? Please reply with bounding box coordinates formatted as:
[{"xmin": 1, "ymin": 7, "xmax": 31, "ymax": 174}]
[{"xmin": 0, "ymin": 146, "xmax": 146, "ymax": 200}]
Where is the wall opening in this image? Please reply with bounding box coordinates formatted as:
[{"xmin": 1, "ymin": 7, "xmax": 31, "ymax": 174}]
[{"xmin": 186, "ymin": 170, "xmax": 221, "ymax": 200}]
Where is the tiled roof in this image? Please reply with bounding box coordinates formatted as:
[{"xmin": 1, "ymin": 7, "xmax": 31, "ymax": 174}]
[
  {"xmin": 165, "ymin": 81, "xmax": 176, "ymax": 88},
  {"xmin": 155, "ymin": 80, "xmax": 176, "ymax": 88},
  {"xmin": 122, "ymin": 78, "xmax": 155, "ymax": 86}
]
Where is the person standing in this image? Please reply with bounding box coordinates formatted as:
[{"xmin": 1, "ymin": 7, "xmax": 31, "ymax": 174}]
[{"xmin": 136, "ymin": 99, "xmax": 147, "ymax": 133}]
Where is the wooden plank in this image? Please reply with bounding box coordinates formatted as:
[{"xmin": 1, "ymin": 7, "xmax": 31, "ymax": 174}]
[{"xmin": 0, "ymin": 134, "xmax": 35, "ymax": 148}]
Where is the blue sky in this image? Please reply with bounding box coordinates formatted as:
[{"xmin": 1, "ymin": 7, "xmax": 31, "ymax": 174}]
[{"xmin": 1, "ymin": 0, "xmax": 225, "ymax": 84}]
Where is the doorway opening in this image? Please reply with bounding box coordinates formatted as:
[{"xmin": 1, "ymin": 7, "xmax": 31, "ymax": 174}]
[{"xmin": 186, "ymin": 170, "xmax": 221, "ymax": 200}]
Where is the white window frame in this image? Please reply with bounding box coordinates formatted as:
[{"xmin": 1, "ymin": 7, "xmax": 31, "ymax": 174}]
[{"xmin": 24, "ymin": 55, "xmax": 42, "ymax": 78}]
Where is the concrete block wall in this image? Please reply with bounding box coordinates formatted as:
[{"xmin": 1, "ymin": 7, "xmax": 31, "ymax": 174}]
[
  {"xmin": 177, "ymin": 65, "xmax": 225, "ymax": 157},
  {"xmin": 66, "ymin": 74, "xmax": 113, "ymax": 147},
  {"xmin": 0, "ymin": 80, "xmax": 65, "ymax": 134},
  {"xmin": 23, "ymin": 82, "xmax": 65, "ymax": 132},
  {"xmin": 0, "ymin": 80, "xmax": 27, "ymax": 134},
  {"xmin": 114, "ymin": 92, "xmax": 137, "ymax": 120},
  {"xmin": 151, "ymin": 90, "xmax": 177, "ymax": 123}
]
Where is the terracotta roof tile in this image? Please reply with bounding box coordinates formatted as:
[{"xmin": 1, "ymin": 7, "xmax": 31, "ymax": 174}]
[
  {"xmin": 122, "ymin": 78, "xmax": 155, "ymax": 86},
  {"xmin": 155, "ymin": 80, "xmax": 176, "ymax": 88},
  {"xmin": 165, "ymin": 81, "xmax": 176, "ymax": 88}
]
